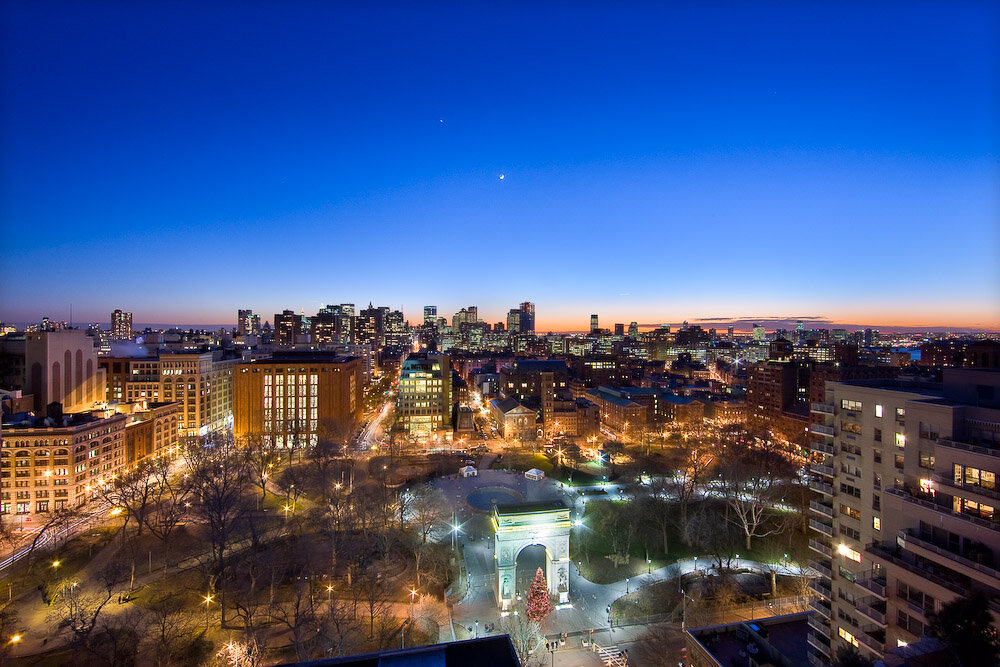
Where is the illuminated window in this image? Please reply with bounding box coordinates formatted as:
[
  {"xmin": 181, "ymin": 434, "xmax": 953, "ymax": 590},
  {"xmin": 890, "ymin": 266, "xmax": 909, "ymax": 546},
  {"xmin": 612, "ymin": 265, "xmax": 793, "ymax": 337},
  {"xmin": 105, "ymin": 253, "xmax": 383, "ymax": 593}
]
[
  {"xmin": 837, "ymin": 544, "xmax": 862, "ymax": 563},
  {"xmin": 839, "ymin": 627, "xmax": 859, "ymax": 647},
  {"xmin": 873, "ymin": 516, "xmax": 881, "ymax": 531},
  {"xmin": 875, "ymin": 404, "xmax": 883, "ymax": 418},
  {"xmin": 895, "ymin": 433, "xmax": 906, "ymax": 448}
]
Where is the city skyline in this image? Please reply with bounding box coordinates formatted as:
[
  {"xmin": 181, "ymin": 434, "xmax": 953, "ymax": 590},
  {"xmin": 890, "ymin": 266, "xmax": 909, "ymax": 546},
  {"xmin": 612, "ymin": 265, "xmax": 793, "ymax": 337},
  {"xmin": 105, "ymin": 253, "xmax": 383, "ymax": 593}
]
[
  {"xmin": 2, "ymin": 3, "xmax": 998, "ymax": 330},
  {"xmin": 8, "ymin": 306, "xmax": 998, "ymax": 336}
]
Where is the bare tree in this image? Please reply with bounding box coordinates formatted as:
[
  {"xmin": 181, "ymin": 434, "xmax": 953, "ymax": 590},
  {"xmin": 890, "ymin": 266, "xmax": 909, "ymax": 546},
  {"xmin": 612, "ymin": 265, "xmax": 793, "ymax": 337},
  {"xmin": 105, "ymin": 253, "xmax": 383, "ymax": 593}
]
[
  {"xmin": 316, "ymin": 596, "xmax": 361, "ymax": 657},
  {"xmin": 241, "ymin": 433, "xmax": 278, "ymax": 505},
  {"xmin": 632, "ymin": 623, "xmax": 684, "ymax": 667},
  {"xmin": 48, "ymin": 558, "xmax": 125, "ymax": 644},
  {"xmin": 185, "ymin": 434, "xmax": 253, "ymax": 625},
  {"xmin": 717, "ymin": 444, "xmax": 795, "ymax": 551},
  {"xmin": 498, "ymin": 612, "xmax": 542, "ymax": 666},
  {"xmin": 409, "ymin": 486, "xmax": 448, "ymax": 544},
  {"xmin": 141, "ymin": 593, "xmax": 204, "ymax": 667},
  {"xmin": 144, "ymin": 457, "xmax": 191, "ymax": 542},
  {"xmin": 271, "ymin": 578, "xmax": 320, "ymax": 661},
  {"xmin": 358, "ymin": 571, "xmax": 390, "ymax": 639},
  {"xmin": 662, "ymin": 440, "xmax": 714, "ymax": 545}
]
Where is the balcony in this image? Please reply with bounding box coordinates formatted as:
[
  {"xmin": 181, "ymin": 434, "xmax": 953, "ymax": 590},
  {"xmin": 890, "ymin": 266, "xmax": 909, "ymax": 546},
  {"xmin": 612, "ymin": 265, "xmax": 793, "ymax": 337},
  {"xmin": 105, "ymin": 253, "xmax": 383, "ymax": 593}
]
[
  {"xmin": 810, "ymin": 597, "xmax": 832, "ymax": 619},
  {"xmin": 808, "ymin": 614, "xmax": 831, "ymax": 638},
  {"xmin": 888, "ymin": 487, "xmax": 1000, "ymax": 534},
  {"xmin": 857, "ymin": 627, "xmax": 885, "ymax": 655},
  {"xmin": 811, "ymin": 441, "xmax": 834, "ymax": 456},
  {"xmin": 867, "ymin": 542, "xmax": 967, "ymax": 598},
  {"xmin": 809, "ymin": 479, "xmax": 834, "ymax": 496},
  {"xmin": 933, "ymin": 473, "xmax": 1000, "ymax": 504},
  {"xmin": 811, "ymin": 402, "xmax": 834, "ymax": 415},
  {"xmin": 809, "ymin": 579, "xmax": 832, "ymax": 599},
  {"xmin": 855, "ymin": 572, "xmax": 887, "ymax": 599},
  {"xmin": 807, "ymin": 631, "xmax": 831, "ymax": 657},
  {"xmin": 809, "ymin": 538, "xmax": 833, "ymax": 558},
  {"xmin": 812, "ymin": 423, "xmax": 834, "ymax": 437},
  {"xmin": 810, "ymin": 500, "xmax": 834, "ymax": 518},
  {"xmin": 811, "ymin": 463, "xmax": 835, "ymax": 478},
  {"xmin": 901, "ymin": 529, "xmax": 1000, "ymax": 583},
  {"xmin": 937, "ymin": 437, "xmax": 1000, "ymax": 457},
  {"xmin": 808, "ymin": 650, "xmax": 828, "ymax": 667},
  {"xmin": 809, "ymin": 518, "xmax": 834, "ymax": 537},
  {"xmin": 810, "ymin": 559, "xmax": 832, "ymax": 579},
  {"xmin": 856, "ymin": 600, "xmax": 887, "ymax": 626}
]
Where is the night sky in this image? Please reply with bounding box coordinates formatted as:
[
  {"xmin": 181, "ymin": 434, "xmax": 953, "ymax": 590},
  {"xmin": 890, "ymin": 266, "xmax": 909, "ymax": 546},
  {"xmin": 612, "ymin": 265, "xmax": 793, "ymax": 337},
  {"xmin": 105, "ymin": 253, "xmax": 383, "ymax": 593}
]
[{"xmin": 2, "ymin": 2, "xmax": 997, "ymax": 331}]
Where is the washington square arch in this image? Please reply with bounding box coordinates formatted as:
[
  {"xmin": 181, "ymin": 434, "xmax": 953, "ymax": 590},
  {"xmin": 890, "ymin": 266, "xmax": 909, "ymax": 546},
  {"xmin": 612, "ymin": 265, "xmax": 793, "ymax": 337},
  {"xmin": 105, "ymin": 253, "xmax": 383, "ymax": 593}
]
[{"xmin": 491, "ymin": 500, "xmax": 571, "ymax": 610}]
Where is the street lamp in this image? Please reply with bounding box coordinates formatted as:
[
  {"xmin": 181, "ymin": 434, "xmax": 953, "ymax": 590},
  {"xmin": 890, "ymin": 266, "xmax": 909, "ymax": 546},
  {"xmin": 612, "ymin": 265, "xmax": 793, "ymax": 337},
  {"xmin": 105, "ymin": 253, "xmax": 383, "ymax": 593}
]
[
  {"xmin": 647, "ymin": 559, "xmax": 652, "ymax": 574},
  {"xmin": 327, "ymin": 584, "xmax": 334, "ymax": 602},
  {"xmin": 625, "ymin": 577, "xmax": 630, "ymax": 594},
  {"xmin": 203, "ymin": 594, "xmax": 213, "ymax": 630},
  {"xmin": 693, "ymin": 556, "xmax": 698, "ymax": 573}
]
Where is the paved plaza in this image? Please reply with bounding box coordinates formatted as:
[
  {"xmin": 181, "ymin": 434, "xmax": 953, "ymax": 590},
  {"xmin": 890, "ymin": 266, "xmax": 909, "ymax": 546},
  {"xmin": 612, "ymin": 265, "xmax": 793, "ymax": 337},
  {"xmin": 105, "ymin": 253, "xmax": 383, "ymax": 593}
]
[{"xmin": 430, "ymin": 463, "xmax": 809, "ymax": 665}]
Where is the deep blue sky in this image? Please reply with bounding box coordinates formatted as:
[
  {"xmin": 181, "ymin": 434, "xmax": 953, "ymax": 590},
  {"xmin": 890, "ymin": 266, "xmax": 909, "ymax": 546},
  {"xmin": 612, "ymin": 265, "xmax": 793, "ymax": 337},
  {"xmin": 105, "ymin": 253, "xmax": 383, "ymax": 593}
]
[{"xmin": 2, "ymin": 1, "xmax": 998, "ymax": 331}]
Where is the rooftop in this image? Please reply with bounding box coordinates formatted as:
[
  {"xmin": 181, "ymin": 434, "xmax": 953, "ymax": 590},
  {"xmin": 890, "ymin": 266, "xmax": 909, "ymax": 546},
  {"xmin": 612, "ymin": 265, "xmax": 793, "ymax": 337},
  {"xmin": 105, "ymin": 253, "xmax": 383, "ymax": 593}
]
[
  {"xmin": 494, "ymin": 499, "xmax": 567, "ymax": 516},
  {"xmin": 245, "ymin": 352, "xmax": 360, "ymax": 365},
  {"xmin": 687, "ymin": 612, "xmax": 812, "ymax": 667},
  {"xmin": 284, "ymin": 636, "xmax": 520, "ymax": 666}
]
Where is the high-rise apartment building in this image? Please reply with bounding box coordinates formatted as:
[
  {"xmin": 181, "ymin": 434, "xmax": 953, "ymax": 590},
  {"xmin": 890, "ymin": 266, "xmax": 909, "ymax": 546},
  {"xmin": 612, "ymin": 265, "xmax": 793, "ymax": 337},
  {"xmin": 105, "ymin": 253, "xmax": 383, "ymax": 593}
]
[
  {"xmin": 519, "ymin": 302, "xmax": 535, "ymax": 335},
  {"xmin": 233, "ymin": 351, "xmax": 363, "ymax": 447},
  {"xmin": 274, "ymin": 310, "xmax": 304, "ymax": 346},
  {"xmin": 590, "ymin": 314, "xmax": 599, "ymax": 333},
  {"xmin": 356, "ymin": 303, "xmax": 385, "ymax": 350},
  {"xmin": 628, "ymin": 322, "xmax": 639, "ymax": 338},
  {"xmin": 752, "ymin": 323, "xmax": 766, "ymax": 341},
  {"xmin": 237, "ymin": 309, "xmax": 261, "ymax": 337},
  {"xmin": 807, "ymin": 369, "xmax": 1000, "ymax": 664},
  {"xmin": 384, "ymin": 310, "xmax": 409, "ymax": 348},
  {"xmin": 395, "ymin": 352, "xmax": 452, "ymax": 436},
  {"xmin": 111, "ymin": 309, "xmax": 132, "ymax": 341},
  {"xmin": 506, "ymin": 309, "xmax": 521, "ymax": 334},
  {"xmin": 423, "ymin": 306, "xmax": 437, "ymax": 326},
  {"xmin": 614, "ymin": 323, "xmax": 625, "ymax": 337}
]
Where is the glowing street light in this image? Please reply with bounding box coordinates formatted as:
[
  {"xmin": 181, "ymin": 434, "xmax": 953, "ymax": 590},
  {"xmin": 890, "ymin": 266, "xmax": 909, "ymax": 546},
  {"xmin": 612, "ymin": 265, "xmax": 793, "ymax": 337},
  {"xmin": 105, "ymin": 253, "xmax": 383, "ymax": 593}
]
[{"xmin": 203, "ymin": 594, "xmax": 214, "ymax": 630}]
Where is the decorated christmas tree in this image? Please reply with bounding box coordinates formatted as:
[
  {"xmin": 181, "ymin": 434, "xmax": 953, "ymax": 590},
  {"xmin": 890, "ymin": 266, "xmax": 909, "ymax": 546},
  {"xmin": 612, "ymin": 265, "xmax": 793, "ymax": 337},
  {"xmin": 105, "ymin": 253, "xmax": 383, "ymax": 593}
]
[{"xmin": 525, "ymin": 567, "xmax": 555, "ymax": 623}]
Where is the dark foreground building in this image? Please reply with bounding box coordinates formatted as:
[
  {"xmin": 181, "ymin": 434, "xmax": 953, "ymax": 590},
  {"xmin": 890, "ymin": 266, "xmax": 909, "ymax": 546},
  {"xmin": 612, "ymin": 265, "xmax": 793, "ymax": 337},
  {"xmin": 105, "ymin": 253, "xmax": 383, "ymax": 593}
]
[{"xmin": 282, "ymin": 636, "xmax": 520, "ymax": 666}]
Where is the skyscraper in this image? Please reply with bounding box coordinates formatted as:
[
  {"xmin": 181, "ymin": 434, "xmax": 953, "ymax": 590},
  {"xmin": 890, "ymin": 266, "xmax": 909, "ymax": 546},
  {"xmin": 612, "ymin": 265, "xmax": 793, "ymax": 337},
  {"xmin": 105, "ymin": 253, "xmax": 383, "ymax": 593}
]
[
  {"xmin": 423, "ymin": 306, "xmax": 437, "ymax": 326},
  {"xmin": 628, "ymin": 322, "xmax": 639, "ymax": 338},
  {"xmin": 111, "ymin": 309, "xmax": 132, "ymax": 341},
  {"xmin": 590, "ymin": 314, "xmax": 599, "ymax": 333},
  {"xmin": 519, "ymin": 301, "xmax": 535, "ymax": 335},
  {"xmin": 274, "ymin": 310, "xmax": 303, "ymax": 346},
  {"xmin": 614, "ymin": 323, "xmax": 624, "ymax": 336},
  {"xmin": 506, "ymin": 309, "xmax": 521, "ymax": 333},
  {"xmin": 752, "ymin": 323, "xmax": 766, "ymax": 341},
  {"xmin": 237, "ymin": 309, "xmax": 260, "ymax": 336}
]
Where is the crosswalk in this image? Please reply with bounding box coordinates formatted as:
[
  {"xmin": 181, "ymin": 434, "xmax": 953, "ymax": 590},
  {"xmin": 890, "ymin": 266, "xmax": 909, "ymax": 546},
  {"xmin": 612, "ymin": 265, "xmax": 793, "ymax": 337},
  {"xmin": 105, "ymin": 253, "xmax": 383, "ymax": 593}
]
[{"xmin": 593, "ymin": 642, "xmax": 629, "ymax": 666}]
